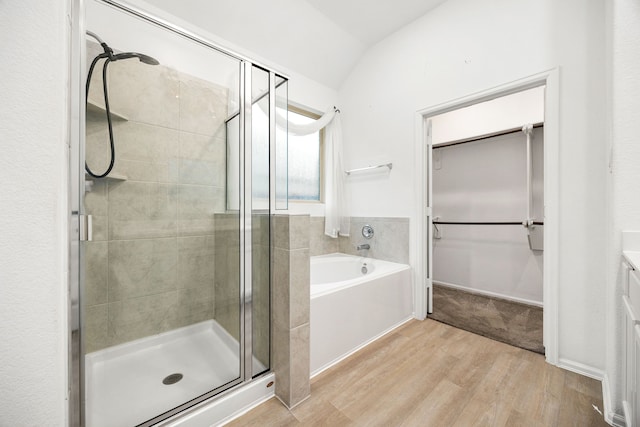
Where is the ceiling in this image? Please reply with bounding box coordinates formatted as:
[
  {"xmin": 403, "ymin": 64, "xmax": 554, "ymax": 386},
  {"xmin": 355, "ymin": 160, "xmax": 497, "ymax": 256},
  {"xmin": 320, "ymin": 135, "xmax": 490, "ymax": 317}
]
[
  {"xmin": 141, "ymin": 0, "xmax": 447, "ymax": 89},
  {"xmin": 305, "ymin": 0, "xmax": 447, "ymax": 45}
]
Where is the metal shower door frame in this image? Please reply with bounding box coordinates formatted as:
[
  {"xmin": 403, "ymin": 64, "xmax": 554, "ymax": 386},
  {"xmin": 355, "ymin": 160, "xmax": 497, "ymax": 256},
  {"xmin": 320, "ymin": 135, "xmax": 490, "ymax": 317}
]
[{"xmin": 69, "ymin": 1, "xmax": 287, "ymax": 425}]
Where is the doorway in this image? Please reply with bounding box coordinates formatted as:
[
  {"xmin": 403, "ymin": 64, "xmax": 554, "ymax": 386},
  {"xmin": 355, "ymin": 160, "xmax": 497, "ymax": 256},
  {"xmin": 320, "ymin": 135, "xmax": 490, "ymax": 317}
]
[
  {"xmin": 428, "ymin": 87, "xmax": 544, "ymax": 353},
  {"xmin": 412, "ymin": 71, "xmax": 560, "ymax": 362}
]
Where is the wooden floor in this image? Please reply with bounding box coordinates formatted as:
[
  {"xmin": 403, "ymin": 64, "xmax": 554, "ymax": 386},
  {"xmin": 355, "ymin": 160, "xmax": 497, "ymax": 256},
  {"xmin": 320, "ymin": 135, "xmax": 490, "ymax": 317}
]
[{"xmin": 228, "ymin": 319, "xmax": 609, "ymax": 427}]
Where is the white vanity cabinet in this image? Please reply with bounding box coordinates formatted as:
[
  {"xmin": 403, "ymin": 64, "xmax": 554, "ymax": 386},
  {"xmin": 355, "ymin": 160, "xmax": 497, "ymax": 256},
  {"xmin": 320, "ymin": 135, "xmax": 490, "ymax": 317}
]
[{"xmin": 623, "ymin": 256, "xmax": 640, "ymax": 427}]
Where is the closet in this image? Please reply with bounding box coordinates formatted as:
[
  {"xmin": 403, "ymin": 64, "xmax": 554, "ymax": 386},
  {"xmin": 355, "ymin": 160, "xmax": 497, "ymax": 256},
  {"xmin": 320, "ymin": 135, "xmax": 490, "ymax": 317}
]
[{"xmin": 429, "ymin": 87, "xmax": 545, "ymax": 353}]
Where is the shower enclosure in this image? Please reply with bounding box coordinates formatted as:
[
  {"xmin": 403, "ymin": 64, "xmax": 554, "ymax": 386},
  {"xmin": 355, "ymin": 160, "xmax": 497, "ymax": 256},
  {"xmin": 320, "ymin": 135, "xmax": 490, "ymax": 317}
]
[{"xmin": 70, "ymin": 1, "xmax": 288, "ymax": 425}]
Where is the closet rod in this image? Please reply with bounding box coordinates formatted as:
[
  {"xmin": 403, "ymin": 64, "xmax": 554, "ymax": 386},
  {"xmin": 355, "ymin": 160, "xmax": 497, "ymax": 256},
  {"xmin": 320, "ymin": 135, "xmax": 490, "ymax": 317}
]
[
  {"xmin": 433, "ymin": 221, "xmax": 544, "ymax": 226},
  {"xmin": 432, "ymin": 122, "xmax": 544, "ymax": 149}
]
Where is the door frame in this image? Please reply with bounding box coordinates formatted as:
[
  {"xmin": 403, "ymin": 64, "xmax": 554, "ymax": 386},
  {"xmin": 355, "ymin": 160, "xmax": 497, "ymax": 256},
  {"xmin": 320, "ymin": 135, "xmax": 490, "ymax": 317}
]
[{"xmin": 411, "ymin": 69, "xmax": 560, "ymax": 364}]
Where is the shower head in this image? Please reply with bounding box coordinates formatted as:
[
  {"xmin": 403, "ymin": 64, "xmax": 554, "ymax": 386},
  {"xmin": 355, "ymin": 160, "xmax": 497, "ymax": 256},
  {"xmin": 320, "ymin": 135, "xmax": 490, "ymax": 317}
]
[
  {"xmin": 86, "ymin": 31, "xmax": 159, "ymax": 66},
  {"xmin": 111, "ymin": 52, "xmax": 160, "ymax": 66},
  {"xmin": 84, "ymin": 31, "xmax": 160, "ymax": 179}
]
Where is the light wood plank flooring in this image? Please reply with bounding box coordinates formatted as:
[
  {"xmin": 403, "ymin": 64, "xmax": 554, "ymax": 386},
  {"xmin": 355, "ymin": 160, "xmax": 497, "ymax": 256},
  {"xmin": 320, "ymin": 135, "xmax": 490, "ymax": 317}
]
[{"xmin": 228, "ymin": 319, "xmax": 608, "ymax": 427}]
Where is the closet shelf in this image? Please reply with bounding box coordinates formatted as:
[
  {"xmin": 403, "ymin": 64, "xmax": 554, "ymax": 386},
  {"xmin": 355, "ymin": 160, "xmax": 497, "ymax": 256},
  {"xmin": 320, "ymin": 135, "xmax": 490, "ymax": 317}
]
[
  {"xmin": 433, "ymin": 122, "xmax": 543, "ymax": 149},
  {"xmin": 87, "ymin": 100, "xmax": 129, "ymax": 122}
]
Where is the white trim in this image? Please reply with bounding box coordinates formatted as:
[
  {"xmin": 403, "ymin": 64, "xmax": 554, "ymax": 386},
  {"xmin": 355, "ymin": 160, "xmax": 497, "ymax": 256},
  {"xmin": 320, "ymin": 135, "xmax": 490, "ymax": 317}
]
[
  {"xmin": 426, "ymin": 119, "xmax": 433, "ymax": 314},
  {"xmin": 412, "ymin": 113, "xmax": 428, "ymax": 320},
  {"xmin": 602, "ymin": 374, "xmax": 628, "ymax": 427},
  {"xmin": 433, "ymin": 281, "xmax": 543, "ymax": 308},
  {"xmin": 622, "ymin": 401, "xmax": 632, "ymax": 427},
  {"xmin": 543, "ymin": 69, "xmax": 560, "ymax": 366},
  {"xmin": 558, "ymin": 358, "xmax": 604, "ymax": 380},
  {"xmin": 413, "ymin": 69, "xmax": 560, "ymax": 364},
  {"xmin": 285, "ymin": 201, "xmax": 326, "ymax": 217}
]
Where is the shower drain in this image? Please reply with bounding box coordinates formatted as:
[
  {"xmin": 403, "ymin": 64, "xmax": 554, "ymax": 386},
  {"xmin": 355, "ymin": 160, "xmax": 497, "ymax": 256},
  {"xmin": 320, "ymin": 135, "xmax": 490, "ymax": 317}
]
[{"xmin": 162, "ymin": 373, "xmax": 183, "ymax": 385}]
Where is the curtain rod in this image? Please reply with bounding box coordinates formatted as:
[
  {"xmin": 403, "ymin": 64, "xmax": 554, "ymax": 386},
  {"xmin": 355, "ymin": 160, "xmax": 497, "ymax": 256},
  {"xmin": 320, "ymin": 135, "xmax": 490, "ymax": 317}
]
[{"xmin": 433, "ymin": 122, "xmax": 544, "ymax": 149}]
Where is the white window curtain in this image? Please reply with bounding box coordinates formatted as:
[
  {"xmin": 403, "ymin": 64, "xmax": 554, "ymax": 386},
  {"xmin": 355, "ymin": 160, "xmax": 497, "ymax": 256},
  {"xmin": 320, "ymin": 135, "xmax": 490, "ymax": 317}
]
[{"xmin": 276, "ymin": 106, "xmax": 349, "ymax": 238}]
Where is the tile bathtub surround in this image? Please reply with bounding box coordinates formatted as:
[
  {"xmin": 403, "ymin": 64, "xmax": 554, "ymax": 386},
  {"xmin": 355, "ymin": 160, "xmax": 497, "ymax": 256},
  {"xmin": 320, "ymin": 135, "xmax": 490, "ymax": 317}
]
[
  {"xmin": 83, "ymin": 50, "xmax": 230, "ymax": 353},
  {"xmin": 308, "ymin": 217, "xmax": 339, "ymax": 256},
  {"xmin": 272, "ymin": 214, "xmax": 311, "ymax": 408},
  {"xmin": 338, "ymin": 217, "xmax": 410, "ymax": 264},
  {"xmin": 307, "ymin": 216, "xmax": 410, "ymax": 261}
]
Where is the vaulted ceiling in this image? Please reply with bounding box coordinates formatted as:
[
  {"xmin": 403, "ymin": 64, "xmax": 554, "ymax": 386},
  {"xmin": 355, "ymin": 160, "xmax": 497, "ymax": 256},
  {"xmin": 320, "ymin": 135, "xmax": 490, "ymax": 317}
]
[
  {"xmin": 142, "ymin": 0, "xmax": 447, "ymax": 89},
  {"xmin": 305, "ymin": 0, "xmax": 447, "ymax": 45}
]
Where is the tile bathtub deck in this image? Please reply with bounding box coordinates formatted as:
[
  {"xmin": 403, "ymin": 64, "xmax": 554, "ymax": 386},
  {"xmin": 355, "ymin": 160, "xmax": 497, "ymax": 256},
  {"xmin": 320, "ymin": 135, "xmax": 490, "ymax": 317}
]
[{"xmin": 228, "ymin": 319, "xmax": 608, "ymax": 427}]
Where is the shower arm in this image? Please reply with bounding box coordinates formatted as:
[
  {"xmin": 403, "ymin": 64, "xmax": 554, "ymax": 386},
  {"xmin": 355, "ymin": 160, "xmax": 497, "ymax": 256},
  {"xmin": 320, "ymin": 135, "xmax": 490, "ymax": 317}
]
[{"xmin": 86, "ymin": 31, "xmax": 114, "ymax": 59}]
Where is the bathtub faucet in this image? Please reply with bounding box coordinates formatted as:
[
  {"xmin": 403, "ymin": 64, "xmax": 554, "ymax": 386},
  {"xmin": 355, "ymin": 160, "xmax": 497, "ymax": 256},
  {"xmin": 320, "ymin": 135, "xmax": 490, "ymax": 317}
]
[{"xmin": 356, "ymin": 243, "xmax": 370, "ymax": 250}]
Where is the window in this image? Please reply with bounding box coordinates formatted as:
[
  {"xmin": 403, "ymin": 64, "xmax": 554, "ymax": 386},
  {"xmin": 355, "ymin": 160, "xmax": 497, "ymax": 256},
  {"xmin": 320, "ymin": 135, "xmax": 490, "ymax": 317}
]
[
  {"xmin": 282, "ymin": 106, "xmax": 323, "ymax": 202},
  {"xmin": 227, "ymin": 104, "xmax": 323, "ymax": 210}
]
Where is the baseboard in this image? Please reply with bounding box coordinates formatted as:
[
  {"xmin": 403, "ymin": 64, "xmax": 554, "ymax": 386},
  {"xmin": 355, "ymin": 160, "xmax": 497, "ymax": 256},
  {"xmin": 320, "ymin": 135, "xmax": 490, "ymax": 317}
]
[
  {"xmin": 602, "ymin": 374, "xmax": 627, "ymax": 427},
  {"xmin": 557, "ymin": 358, "xmax": 604, "ymax": 381},
  {"xmin": 622, "ymin": 401, "xmax": 632, "ymax": 427},
  {"xmin": 433, "ymin": 281, "xmax": 543, "ymax": 307}
]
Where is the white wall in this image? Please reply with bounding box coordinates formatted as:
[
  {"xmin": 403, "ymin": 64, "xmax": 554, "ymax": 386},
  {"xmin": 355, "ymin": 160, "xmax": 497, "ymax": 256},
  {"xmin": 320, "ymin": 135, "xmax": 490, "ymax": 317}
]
[
  {"xmin": 0, "ymin": 1, "xmax": 70, "ymax": 426},
  {"xmin": 339, "ymin": 0, "xmax": 607, "ymax": 373},
  {"xmin": 606, "ymin": 0, "xmax": 640, "ymax": 421}
]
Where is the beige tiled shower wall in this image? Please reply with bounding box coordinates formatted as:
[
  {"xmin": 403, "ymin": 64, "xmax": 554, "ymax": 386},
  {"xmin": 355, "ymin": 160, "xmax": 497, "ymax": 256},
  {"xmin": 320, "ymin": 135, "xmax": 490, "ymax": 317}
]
[
  {"xmin": 215, "ymin": 212, "xmax": 271, "ymax": 374},
  {"xmin": 212, "ymin": 212, "xmax": 280, "ymax": 372},
  {"xmin": 309, "ymin": 216, "xmax": 410, "ymax": 264},
  {"xmin": 252, "ymin": 213, "xmax": 272, "ymax": 370},
  {"xmin": 83, "ymin": 49, "xmax": 230, "ymax": 353},
  {"xmin": 213, "ymin": 213, "xmax": 240, "ymax": 343}
]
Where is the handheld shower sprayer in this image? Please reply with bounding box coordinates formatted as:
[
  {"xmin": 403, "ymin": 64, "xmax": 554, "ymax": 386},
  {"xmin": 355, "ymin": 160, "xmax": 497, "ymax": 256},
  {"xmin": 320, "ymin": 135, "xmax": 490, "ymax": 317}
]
[{"xmin": 84, "ymin": 32, "xmax": 159, "ymax": 178}]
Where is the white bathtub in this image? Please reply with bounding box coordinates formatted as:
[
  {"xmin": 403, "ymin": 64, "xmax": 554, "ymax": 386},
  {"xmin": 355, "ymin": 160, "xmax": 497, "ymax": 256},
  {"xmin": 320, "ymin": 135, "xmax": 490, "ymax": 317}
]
[{"xmin": 310, "ymin": 253, "xmax": 413, "ymax": 377}]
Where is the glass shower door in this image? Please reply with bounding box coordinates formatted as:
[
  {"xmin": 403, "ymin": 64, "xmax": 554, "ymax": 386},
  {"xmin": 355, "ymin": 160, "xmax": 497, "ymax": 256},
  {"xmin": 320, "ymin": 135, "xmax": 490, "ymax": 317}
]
[{"xmin": 81, "ymin": 2, "xmax": 244, "ymax": 425}]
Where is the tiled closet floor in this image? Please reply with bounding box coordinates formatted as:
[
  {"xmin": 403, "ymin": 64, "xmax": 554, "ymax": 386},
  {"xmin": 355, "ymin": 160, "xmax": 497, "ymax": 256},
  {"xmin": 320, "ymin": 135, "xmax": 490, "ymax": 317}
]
[{"xmin": 430, "ymin": 283, "xmax": 544, "ymax": 354}]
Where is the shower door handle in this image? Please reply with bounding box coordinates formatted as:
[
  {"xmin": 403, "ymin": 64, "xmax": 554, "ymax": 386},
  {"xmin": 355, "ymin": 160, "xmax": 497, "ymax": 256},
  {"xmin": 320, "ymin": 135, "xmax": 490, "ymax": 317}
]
[{"xmin": 79, "ymin": 214, "xmax": 93, "ymax": 242}]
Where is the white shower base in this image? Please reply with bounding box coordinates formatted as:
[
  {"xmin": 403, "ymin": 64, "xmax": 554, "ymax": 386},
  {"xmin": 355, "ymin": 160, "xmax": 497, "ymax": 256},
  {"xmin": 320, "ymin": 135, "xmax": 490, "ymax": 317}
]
[{"xmin": 85, "ymin": 320, "xmax": 261, "ymax": 427}]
